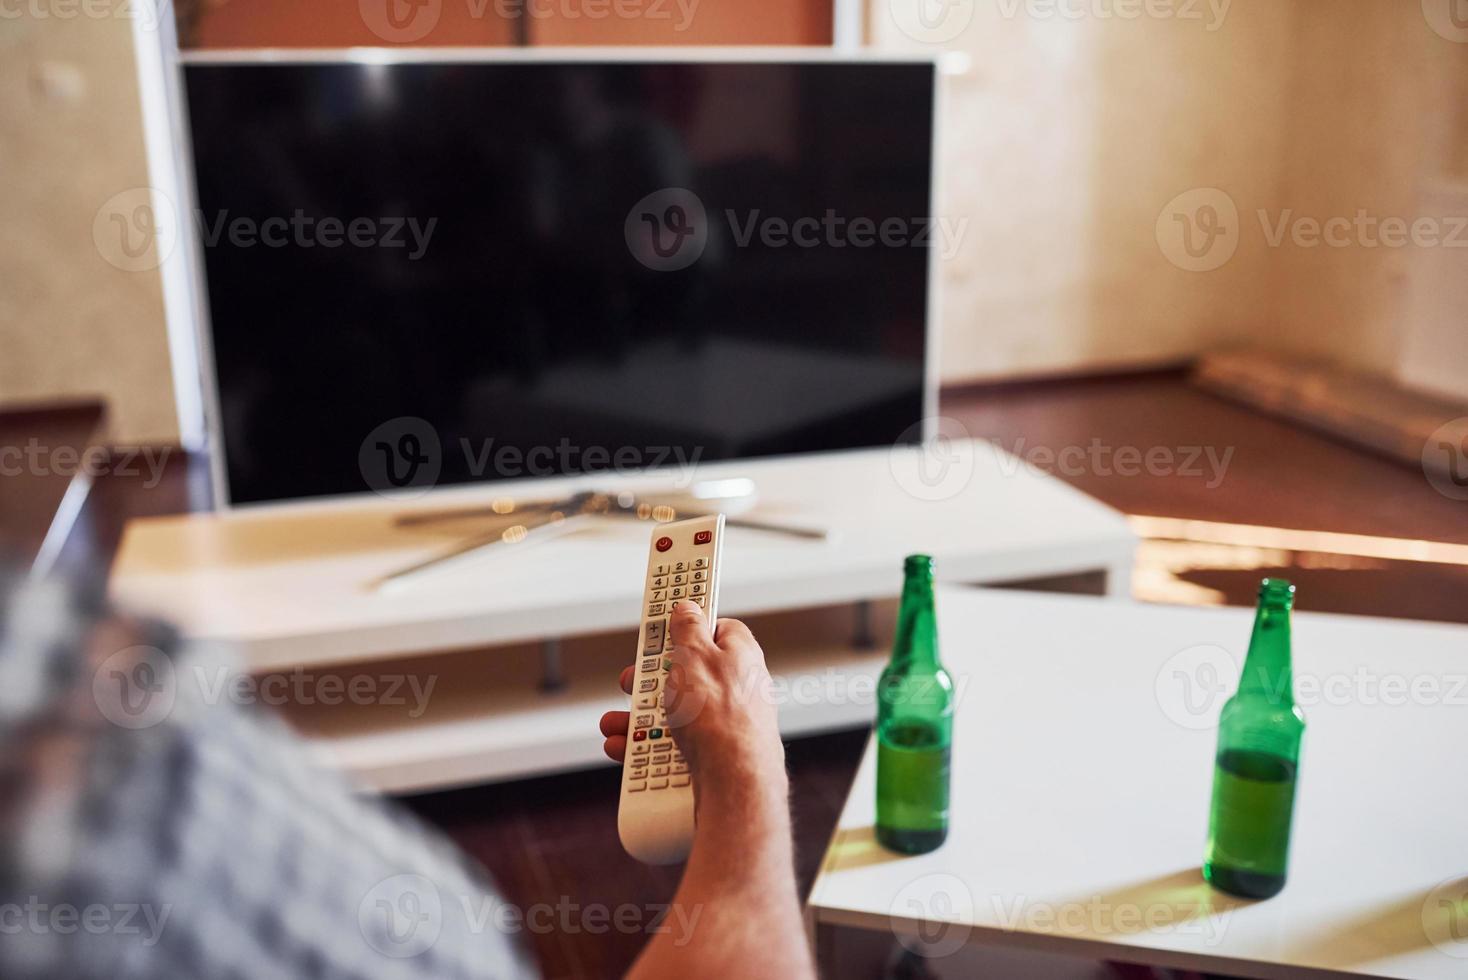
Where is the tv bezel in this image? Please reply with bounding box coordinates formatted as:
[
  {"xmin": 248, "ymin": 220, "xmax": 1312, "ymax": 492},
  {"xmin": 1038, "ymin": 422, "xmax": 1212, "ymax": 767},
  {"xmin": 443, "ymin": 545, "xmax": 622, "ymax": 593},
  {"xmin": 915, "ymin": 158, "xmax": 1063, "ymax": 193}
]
[{"xmin": 173, "ymin": 47, "xmax": 944, "ymax": 511}]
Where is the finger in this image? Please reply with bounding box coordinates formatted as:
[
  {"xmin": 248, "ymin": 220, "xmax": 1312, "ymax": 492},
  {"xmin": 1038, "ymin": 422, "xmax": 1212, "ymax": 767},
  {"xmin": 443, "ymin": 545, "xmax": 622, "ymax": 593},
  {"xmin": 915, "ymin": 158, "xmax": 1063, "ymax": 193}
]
[
  {"xmin": 603, "ymin": 735, "xmax": 627, "ymax": 763},
  {"xmin": 600, "ymin": 710, "xmax": 630, "ymax": 738},
  {"xmin": 620, "ymin": 665, "xmax": 635, "ymax": 694},
  {"xmin": 714, "ymin": 617, "xmax": 754, "ymax": 646},
  {"xmin": 661, "ymin": 660, "xmax": 706, "ymax": 728},
  {"xmin": 668, "ymin": 600, "xmax": 713, "ymax": 652}
]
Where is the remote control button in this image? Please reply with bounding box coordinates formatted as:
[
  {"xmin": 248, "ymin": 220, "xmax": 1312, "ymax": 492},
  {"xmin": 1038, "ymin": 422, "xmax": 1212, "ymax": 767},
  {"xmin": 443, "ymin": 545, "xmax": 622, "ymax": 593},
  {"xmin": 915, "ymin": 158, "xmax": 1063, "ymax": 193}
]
[
  {"xmin": 670, "ymin": 586, "xmax": 685, "ymax": 600},
  {"xmin": 692, "ymin": 569, "xmax": 707, "ymax": 582},
  {"xmin": 691, "ymin": 596, "xmax": 706, "ymax": 608},
  {"xmin": 632, "ymin": 730, "xmax": 647, "ymax": 742},
  {"xmin": 673, "ymin": 560, "xmax": 689, "ymax": 573},
  {"xmin": 694, "ymin": 530, "xmax": 712, "ymax": 545},
  {"xmin": 651, "ymin": 589, "xmax": 667, "ymax": 603},
  {"xmin": 635, "ymin": 713, "xmax": 654, "ymax": 727},
  {"xmin": 651, "ymin": 765, "xmax": 669, "ymax": 777},
  {"xmin": 652, "ymin": 752, "xmax": 670, "ymax": 765},
  {"xmin": 649, "ymin": 727, "xmax": 663, "ymax": 739},
  {"xmin": 671, "ymin": 775, "xmax": 691, "ymax": 787},
  {"xmin": 654, "ymin": 563, "xmax": 669, "ymax": 575},
  {"xmin": 629, "ymin": 780, "xmax": 647, "ymax": 792},
  {"xmin": 692, "ymin": 558, "xmax": 709, "ymax": 570},
  {"xmin": 643, "ymin": 634, "xmax": 660, "ymax": 653},
  {"xmin": 647, "ymin": 602, "xmax": 665, "ymax": 615},
  {"xmin": 690, "ymin": 583, "xmax": 705, "ymax": 596},
  {"xmin": 672, "ymin": 572, "xmax": 687, "ymax": 586},
  {"xmin": 650, "ymin": 778, "xmax": 669, "ymax": 790},
  {"xmin": 635, "ymin": 694, "xmax": 656, "ymax": 709},
  {"xmin": 640, "ymin": 658, "xmax": 658, "ymax": 672},
  {"xmin": 663, "ymin": 657, "xmax": 672, "ymax": 672},
  {"xmin": 633, "ymin": 742, "xmax": 650, "ymax": 754},
  {"xmin": 656, "ymin": 536, "xmax": 673, "ymax": 552},
  {"xmin": 638, "ymin": 678, "xmax": 658, "ymax": 693},
  {"xmin": 672, "ymin": 763, "xmax": 688, "ymax": 774}
]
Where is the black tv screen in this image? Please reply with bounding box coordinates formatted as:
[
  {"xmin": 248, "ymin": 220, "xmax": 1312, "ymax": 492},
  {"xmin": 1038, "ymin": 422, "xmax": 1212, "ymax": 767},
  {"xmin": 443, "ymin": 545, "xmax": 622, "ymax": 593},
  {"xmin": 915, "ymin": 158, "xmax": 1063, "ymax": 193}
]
[{"xmin": 183, "ymin": 57, "xmax": 935, "ymax": 504}]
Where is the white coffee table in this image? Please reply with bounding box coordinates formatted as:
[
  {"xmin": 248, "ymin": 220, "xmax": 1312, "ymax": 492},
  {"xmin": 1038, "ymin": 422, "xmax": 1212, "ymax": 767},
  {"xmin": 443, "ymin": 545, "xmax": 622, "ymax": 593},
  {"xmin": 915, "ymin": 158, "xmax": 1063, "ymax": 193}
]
[{"xmin": 807, "ymin": 589, "xmax": 1468, "ymax": 980}]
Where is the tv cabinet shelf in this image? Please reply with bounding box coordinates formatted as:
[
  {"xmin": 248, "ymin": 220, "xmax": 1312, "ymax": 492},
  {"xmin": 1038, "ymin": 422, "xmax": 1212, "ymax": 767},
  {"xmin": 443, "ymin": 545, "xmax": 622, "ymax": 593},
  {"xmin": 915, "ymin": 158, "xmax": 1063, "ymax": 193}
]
[
  {"xmin": 110, "ymin": 446, "xmax": 1135, "ymax": 790},
  {"xmin": 283, "ymin": 600, "xmax": 898, "ymax": 793}
]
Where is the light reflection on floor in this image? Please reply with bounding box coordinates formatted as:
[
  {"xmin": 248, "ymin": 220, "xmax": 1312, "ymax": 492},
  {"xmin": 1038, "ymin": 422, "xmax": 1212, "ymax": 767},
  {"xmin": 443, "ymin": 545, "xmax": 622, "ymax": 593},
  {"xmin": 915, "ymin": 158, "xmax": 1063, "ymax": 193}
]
[
  {"xmin": 1122, "ymin": 516, "xmax": 1436, "ymax": 607},
  {"xmin": 1129, "ymin": 516, "xmax": 1468, "ymax": 566}
]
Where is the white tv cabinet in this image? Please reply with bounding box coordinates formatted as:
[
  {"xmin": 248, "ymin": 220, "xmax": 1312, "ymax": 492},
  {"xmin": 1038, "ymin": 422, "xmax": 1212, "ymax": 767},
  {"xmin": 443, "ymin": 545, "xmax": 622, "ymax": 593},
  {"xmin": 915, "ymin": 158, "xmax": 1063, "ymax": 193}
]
[{"xmin": 110, "ymin": 444, "xmax": 1135, "ymax": 793}]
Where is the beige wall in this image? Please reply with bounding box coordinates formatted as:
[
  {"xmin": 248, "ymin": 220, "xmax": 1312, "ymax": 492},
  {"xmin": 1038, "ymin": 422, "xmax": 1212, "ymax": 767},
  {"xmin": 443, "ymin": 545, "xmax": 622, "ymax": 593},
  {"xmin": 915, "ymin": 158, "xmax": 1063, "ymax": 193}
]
[
  {"xmin": 1265, "ymin": 1, "xmax": 1468, "ymax": 375},
  {"xmin": 874, "ymin": 0, "xmax": 1296, "ymax": 382},
  {"xmin": 878, "ymin": 0, "xmax": 1468, "ymax": 386},
  {"xmin": 1, "ymin": 11, "xmax": 177, "ymax": 443}
]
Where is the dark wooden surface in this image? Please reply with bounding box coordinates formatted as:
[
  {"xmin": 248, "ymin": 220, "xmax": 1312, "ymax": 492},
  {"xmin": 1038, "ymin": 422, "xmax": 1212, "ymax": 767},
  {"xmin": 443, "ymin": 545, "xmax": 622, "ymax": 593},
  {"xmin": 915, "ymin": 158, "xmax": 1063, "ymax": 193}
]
[
  {"xmin": 0, "ymin": 400, "xmax": 106, "ymax": 567},
  {"xmin": 948, "ymin": 369, "xmax": 1468, "ymax": 543},
  {"xmin": 942, "ymin": 372, "xmax": 1468, "ymax": 622},
  {"xmin": 11, "ymin": 373, "xmax": 1468, "ymax": 979}
]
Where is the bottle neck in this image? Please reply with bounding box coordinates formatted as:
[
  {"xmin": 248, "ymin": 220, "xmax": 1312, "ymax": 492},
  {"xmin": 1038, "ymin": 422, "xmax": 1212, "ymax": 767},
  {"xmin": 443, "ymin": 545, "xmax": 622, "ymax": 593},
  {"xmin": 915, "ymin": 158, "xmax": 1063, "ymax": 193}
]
[
  {"xmin": 890, "ymin": 572, "xmax": 939, "ymax": 671},
  {"xmin": 1238, "ymin": 599, "xmax": 1294, "ymax": 704}
]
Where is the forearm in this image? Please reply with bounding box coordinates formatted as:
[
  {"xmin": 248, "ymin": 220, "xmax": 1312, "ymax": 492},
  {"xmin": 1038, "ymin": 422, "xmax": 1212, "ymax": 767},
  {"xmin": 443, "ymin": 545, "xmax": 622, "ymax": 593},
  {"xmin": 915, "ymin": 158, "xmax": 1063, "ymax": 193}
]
[
  {"xmin": 687, "ymin": 763, "xmax": 799, "ymax": 902},
  {"xmin": 625, "ymin": 762, "xmax": 814, "ymax": 980},
  {"xmin": 613, "ymin": 606, "xmax": 814, "ymax": 980}
]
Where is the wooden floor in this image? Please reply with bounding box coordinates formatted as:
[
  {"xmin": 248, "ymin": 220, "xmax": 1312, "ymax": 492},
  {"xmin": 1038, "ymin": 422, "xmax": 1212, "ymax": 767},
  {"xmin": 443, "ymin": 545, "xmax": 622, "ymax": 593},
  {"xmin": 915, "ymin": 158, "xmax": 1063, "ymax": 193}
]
[
  {"xmin": 405, "ymin": 728, "xmax": 871, "ymax": 979},
  {"xmin": 37, "ymin": 372, "xmax": 1467, "ymax": 979},
  {"xmin": 946, "ymin": 371, "xmax": 1468, "ymax": 621}
]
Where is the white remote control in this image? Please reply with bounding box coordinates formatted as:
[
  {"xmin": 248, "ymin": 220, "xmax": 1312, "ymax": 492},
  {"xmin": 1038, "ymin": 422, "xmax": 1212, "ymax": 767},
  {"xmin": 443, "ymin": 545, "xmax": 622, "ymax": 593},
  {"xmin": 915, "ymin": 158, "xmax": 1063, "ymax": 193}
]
[{"xmin": 617, "ymin": 513, "xmax": 725, "ymax": 865}]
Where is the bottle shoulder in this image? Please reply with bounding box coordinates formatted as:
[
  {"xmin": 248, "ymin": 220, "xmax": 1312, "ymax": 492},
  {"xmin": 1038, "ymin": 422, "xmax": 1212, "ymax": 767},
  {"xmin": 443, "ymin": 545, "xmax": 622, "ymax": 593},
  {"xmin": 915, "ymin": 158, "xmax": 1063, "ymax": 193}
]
[
  {"xmin": 879, "ymin": 662, "xmax": 954, "ymax": 685},
  {"xmin": 1220, "ymin": 693, "xmax": 1307, "ymax": 729},
  {"xmin": 878, "ymin": 662, "xmax": 955, "ymax": 715}
]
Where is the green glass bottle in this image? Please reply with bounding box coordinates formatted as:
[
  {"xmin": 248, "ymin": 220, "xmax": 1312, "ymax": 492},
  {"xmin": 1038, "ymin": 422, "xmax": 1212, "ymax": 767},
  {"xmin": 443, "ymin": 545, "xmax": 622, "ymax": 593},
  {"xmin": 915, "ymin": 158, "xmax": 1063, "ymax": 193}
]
[
  {"xmin": 876, "ymin": 555, "xmax": 954, "ymax": 855},
  {"xmin": 1204, "ymin": 578, "xmax": 1306, "ymax": 899}
]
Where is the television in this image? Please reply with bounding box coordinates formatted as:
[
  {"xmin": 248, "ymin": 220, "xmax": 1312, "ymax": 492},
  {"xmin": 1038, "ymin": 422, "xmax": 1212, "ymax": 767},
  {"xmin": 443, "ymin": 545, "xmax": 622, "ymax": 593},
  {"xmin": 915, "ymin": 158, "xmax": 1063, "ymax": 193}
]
[{"xmin": 179, "ymin": 51, "xmax": 938, "ymax": 506}]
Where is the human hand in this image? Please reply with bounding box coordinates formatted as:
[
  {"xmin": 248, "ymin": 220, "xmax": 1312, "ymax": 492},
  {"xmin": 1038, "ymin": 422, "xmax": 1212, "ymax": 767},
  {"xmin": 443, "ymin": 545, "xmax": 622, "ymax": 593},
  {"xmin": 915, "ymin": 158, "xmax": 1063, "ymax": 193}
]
[{"xmin": 598, "ymin": 600, "xmax": 784, "ymax": 794}]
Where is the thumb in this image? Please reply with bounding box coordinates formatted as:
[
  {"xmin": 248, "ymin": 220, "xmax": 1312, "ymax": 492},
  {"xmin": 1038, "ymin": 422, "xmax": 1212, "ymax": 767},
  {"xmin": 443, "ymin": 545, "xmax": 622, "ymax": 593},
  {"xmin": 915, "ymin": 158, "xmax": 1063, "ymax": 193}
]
[{"xmin": 668, "ymin": 600, "xmax": 713, "ymax": 651}]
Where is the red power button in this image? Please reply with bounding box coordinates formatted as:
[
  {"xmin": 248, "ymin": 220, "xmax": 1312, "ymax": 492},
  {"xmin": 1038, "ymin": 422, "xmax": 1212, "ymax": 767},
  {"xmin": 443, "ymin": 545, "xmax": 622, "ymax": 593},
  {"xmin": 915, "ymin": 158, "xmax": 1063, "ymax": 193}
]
[
  {"xmin": 655, "ymin": 536, "xmax": 673, "ymax": 552},
  {"xmin": 694, "ymin": 530, "xmax": 712, "ymax": 545}
]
